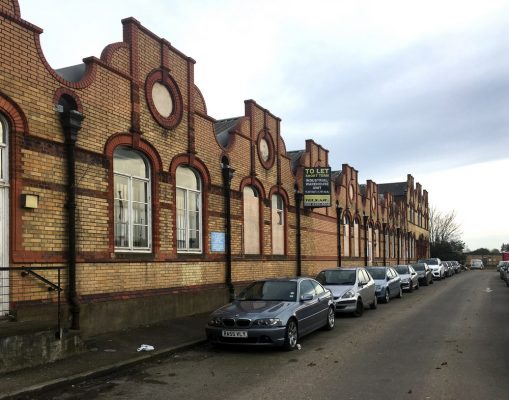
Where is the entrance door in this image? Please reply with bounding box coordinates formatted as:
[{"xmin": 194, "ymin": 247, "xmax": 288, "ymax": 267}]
[{"xmin": 0, "ymin": 115, "xmax": 9, "ymax": 316}]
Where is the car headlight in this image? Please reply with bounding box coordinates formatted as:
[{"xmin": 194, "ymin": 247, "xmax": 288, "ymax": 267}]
[
  {"xmin": 208, "ymin": 316, "xmax": 223, "ymax": 327},
  {"xmin": 341, "ymin": 289, "xmax": 355, "ymax": 299},
  {"xmin": 252, "ymin": 318, "xmax": 282, "ymax": 328},
  {"xmin": 375, "ymin": 285, "xmax": 381, "ymax": 291}
]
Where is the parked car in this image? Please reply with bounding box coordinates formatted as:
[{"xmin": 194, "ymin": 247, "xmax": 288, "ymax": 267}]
[
  {"xmin": 315, "ymin": 267, "xmax": 377, "ymax": 317},
  {"xmin": 395, "ymin": 265, "xmax": 419, "ymax": 292},
  {"xmin": 470, "ymin": 259, "xmax": 484, "ymax": 270},
  {"xmin": 205, "ymin": 278, "xmax": 335, "ymax": 350},
  {"xmin": 443, "ymin": 261, "xmax": 453, "ymax": 277},
  {"xmin": 366, "ymin": 266, "xmax": 402, "ymax": 303},
  {"xmin": 418, "ymin": 258, "xmax": 444, "ymax": 280},
  {"xmin": 499, "ymin": 261, "xmax": 509, "ymax": 281},
  {"xmin": 411, "ymin": 262, "xmax": 433, "ymax": 286},
  {"xmin": 450, "ymin": 261, "xmax": 461, "ymax": 274},
  {"xmin": 497, "ymin": 261, "xmax": 505, "ymax": 272}
]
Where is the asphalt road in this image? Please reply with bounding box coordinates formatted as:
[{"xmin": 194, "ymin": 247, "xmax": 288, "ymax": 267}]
[{"xmin": 33, "ymin": 271, "xmax": 509, "ymax": 400}]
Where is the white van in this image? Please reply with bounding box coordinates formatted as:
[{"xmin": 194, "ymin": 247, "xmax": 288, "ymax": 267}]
[{"xmin": 470, "ymin": 259, "xmax": 484, "ymax": 270}]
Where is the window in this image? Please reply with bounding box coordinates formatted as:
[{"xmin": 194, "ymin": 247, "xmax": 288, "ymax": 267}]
[
  {"xmin": 300, "ymin": 280, "xmax": 315, "ymax": 298},
  {"xmin": 114, "ymin": 147, "xmax": 151, "ymax": 251},
  {"xmin": 0, "ymin": 115, "xmax": 6, "ymax": 182},
  {"xmin": 354, "ymin": 218, "xmax": 360, "ymax": 257},
  {"xmin": 343, "ymin": 215, "xmax": 350, "ymax": 256},
  {"xmin": 176, "ymin": 166, "xmax": 202, "ymax": 253},
  {"xmin": 243, "ymin": 186, "xmax": 260, "ymax": 254},
  {"xmin": 385, "ymin": 230, "xmax": 389, "ymax": 259},
  {"xmin": 368, "ymin": 224, "xmax": 373, "ymax": 263},
  {"xmin": 271, "ymin": 193, "xmax": 285, "ymax": 255},
  {"xmin": 374, "ymin": 228, "xmax": 380, "ymax": 258}
]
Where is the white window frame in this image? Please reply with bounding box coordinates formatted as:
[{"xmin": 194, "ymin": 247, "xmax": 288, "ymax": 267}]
[
  {"xmin": 113, "ymin": 149, "xmax": 152, "ymax": 252},
  {"xmin": 176, "ymin": 167, "xmax": 202, "ymax": 253},
  {"xmin": 271, "ymin": 193, "xmax": 285, "ymax": 255},
  {"xmin": 343, "ymin": 216, "xmax": 350, "ymax": 257},
  {"xmin": 354, "ymin": 218, "xmax": 360, "ymax": 257}
]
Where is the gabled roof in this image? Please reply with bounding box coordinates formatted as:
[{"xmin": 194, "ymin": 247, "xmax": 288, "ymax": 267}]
[
  {"xmin": 378, "ymin": 182, "xmax": 407, "ymax": 196},
  {"xmin": 286, "ymin": 150, "xmax": 305, "ymax": 173},
  {"xmin": 214, "ymin": 117, "xmax": 241, "ymax": 147},
  {"xmin": 55, "ymin": 64, "xmax": 86, "ymax": 82}
]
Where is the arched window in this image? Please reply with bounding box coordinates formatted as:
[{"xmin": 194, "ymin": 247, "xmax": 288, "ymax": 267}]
[
  {"xmin": 114, "ymin": 147, "xmax": 151, "ymax": 251},
  {"xmin": 374, "ymin": 227, "xmax": 380, "ymax": 258},
  {"xmin": 385, "ymin": 229, "xmax": 389, "ymax": 259},
  {"xmin": 343, "ymin": 215, "xmax": 350, "ymax": 257},
  {"xmin": 368, "ymin": 223, "xmax": 373, "ymax": 264},
  {"xmin": 354, "ymin": 218, "xmax": 360, "ymax": 257},
  {"xmin": 243, "ymin": 186, "xmax": 260, "ymax": 254},
  {"xmin": 0, "ymin": 115, "xmax": 9, "ymax": 317},
  {"xmin": 271, "ymin": 193, "xmax": 285, "ymax": 255},
  {"xmin": 176, "ymin": 166, "xmax": 202, "ymax": 253}
]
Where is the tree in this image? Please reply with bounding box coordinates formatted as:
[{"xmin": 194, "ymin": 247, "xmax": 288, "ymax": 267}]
[
  {"xmin": 429, "ymin": 206, "xmax": 462, "ymax": 245},
  {"xmin": 431, "ymin": 239, "xmax": 466, "ymax": 263},
  {"xmin": 501, "ymin": 243, "xmax": 509, "ymax": 252}
]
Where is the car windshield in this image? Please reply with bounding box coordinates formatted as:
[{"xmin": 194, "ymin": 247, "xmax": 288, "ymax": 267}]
[
  {"xmin": 411, "ymin": 264, "xmax": 425, "ymax": 271},
  {"xmin": 395, "ymin": 266, "xmax": 409, "ymax": 274},
  {"xmin": 238, "ymin": 281, "xmax": 297, "ymax": 302},
  {"xmin": 316, "ymin": 270, "xmax": 356, "ymax": 285},
  {"xmin": 367, "ymin": 268, "xmax": 386, "ymax": 279},
  {"xmin": 419, "ymin": 258, "xmax": 438, "ymax": 265}
]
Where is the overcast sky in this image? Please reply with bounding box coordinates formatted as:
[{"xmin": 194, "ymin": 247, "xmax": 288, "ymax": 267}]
[{"xmin": 20, "ymin": 0, "xmax": 509, "ymax": 251}]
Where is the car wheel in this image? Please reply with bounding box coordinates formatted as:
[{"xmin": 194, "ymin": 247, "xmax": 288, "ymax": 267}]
[
  {"xmin": 430, "ymin": 277, "xmax": 434, "ymax": 285},
  {"xmin": 370, "ymin": 295, "xmax": 377, "ymax": 310},
  {"xmin": 409, "ymin": 282, "xmax": 414, "ymax": 292},
  {"xmin": 416, "ymin": 281, "xmax": 420, "ymax": 290},
  {"xmin": 397, "ymin": 286, "xmax": 403, "ymax": 299},
  {"xmin": 324, "ymin": 306, "xmax": 335, "ymax": 330},
  {"xmin": 384, "ymin": 289, "xmax": 390, "ymax": 304},
  {"xmin": 283, "ymin": 319, "xmax": 298, "ymax": 351},
  {"xmin": 353, "ymin": 300, "xmax": 364, "ymax": 317}
]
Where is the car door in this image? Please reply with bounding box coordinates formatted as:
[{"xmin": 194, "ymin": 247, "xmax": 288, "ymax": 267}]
[
  {"xmin": 296, "ymin": 279, "xmax": 320, "ymax": 335},
  {"xmin": 358, "ymin": 269, "xmax": 371, "ymax": 307},
  {"xmin": 388, "ymin": 268, "xmax": 400, "ymax": 296},
  {"xmin": 311, "ymin": 280, "xmax": 331, "ymax": 323}
]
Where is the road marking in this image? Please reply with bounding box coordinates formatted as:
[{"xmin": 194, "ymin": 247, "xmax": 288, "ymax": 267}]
[{"xmin": 485, "ymin": 287, "xmax": 492, "ymax": 293}]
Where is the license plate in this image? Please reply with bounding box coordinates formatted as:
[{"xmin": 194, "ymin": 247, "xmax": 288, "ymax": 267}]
[{"xmin": 222, "ymin": 330, "xmax": 248, "ymax": 338}]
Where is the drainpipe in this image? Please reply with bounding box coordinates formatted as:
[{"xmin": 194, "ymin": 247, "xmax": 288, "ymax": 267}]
[
  {"xmin": 336, "ymin": 203, "xmax": 342, "ymax": 267},
  {"xmin": 221, "ymin": 162, "xmax": 235, "ymax": 301},
  {"xmin": 295, "ymin": 188, "xmax": 303, "ymax": 276},
  {"xmin": 60, "ymin": 109, "xmax": 84, "ymax": 330},
  {"xmin": 363, "ymin": 215, "xmax": 369, "ymax": 266},
  {"xmin": 397, "ymin": 227, "xmax": 401, "ymax": 265},
  {"xmin": 382, "ymin": 221, "xmax": 387, "ymax": 265}
]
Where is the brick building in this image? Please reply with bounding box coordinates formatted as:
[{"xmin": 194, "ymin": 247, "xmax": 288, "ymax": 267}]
[{"xmin": 0, "ymin": 0, "xmax": 429, "ymax": 336}]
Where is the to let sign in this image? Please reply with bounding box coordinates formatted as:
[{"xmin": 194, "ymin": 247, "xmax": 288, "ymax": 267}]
[{"xmin": 303, "ymin": 167, "xmax": 331, "ymax": 207}]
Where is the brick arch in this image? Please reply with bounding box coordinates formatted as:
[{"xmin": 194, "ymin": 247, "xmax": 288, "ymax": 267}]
[
  {"xmin": 0, "ymin": 92, "xmax": 28, "ymax": 133},
  {"xmin": 104, "ymin": 133, "xmax": 163, "ymax": 255},
  {"xmin": 169, "ymin": 154, "xmax": 211, "ymax": 188},
  {"xmin": 268, "ymin": 186, "xmax": 289, "ymax": 207},
  {"xmin": 238, "ymin": 176, "xmax": 266, "ymax": 201},
  {"xmin": 53, "ymin": 88, "xmax": 83, "ymax": 113}
]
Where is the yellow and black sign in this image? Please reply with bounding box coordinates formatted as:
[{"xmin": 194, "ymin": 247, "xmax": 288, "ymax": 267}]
[{"xmin": 303, "ymin": 167, "xmax": 331, "ymax": 208}]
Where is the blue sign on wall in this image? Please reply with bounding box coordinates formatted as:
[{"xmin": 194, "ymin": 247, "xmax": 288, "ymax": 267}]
[{"xmin": 210, "ymin": 232, "xmax": 226, "ymax": 252}]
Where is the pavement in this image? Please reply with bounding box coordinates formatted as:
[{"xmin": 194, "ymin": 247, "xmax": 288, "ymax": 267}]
[{"xmin": 0, "ymin": 312, "xmax": 210, "ymax": 400}]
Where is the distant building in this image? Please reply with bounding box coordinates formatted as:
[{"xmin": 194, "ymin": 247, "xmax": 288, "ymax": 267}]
[{"xmin": 0, "ymin": 0, "xmax": 429, "ymax": 336}]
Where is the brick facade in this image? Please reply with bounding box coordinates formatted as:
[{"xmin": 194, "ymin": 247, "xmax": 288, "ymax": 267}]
[{"xmin": 0, "ymin": 0, "xmax": 429, "ymax": 335}]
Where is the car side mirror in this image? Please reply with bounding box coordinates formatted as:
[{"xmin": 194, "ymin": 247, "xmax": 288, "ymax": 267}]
[
  {"xmin": 386, "ymin": 276, "xmax": 391, "ymax": 281},
  {"xmin": 300, "ymin": 294, "xmax": 313, "ymax": 302}
]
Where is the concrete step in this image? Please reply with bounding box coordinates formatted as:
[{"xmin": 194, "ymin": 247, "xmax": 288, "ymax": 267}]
[{"xmin": 0, "ymin": 321, "xmax": 85, "ymax": 374}]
